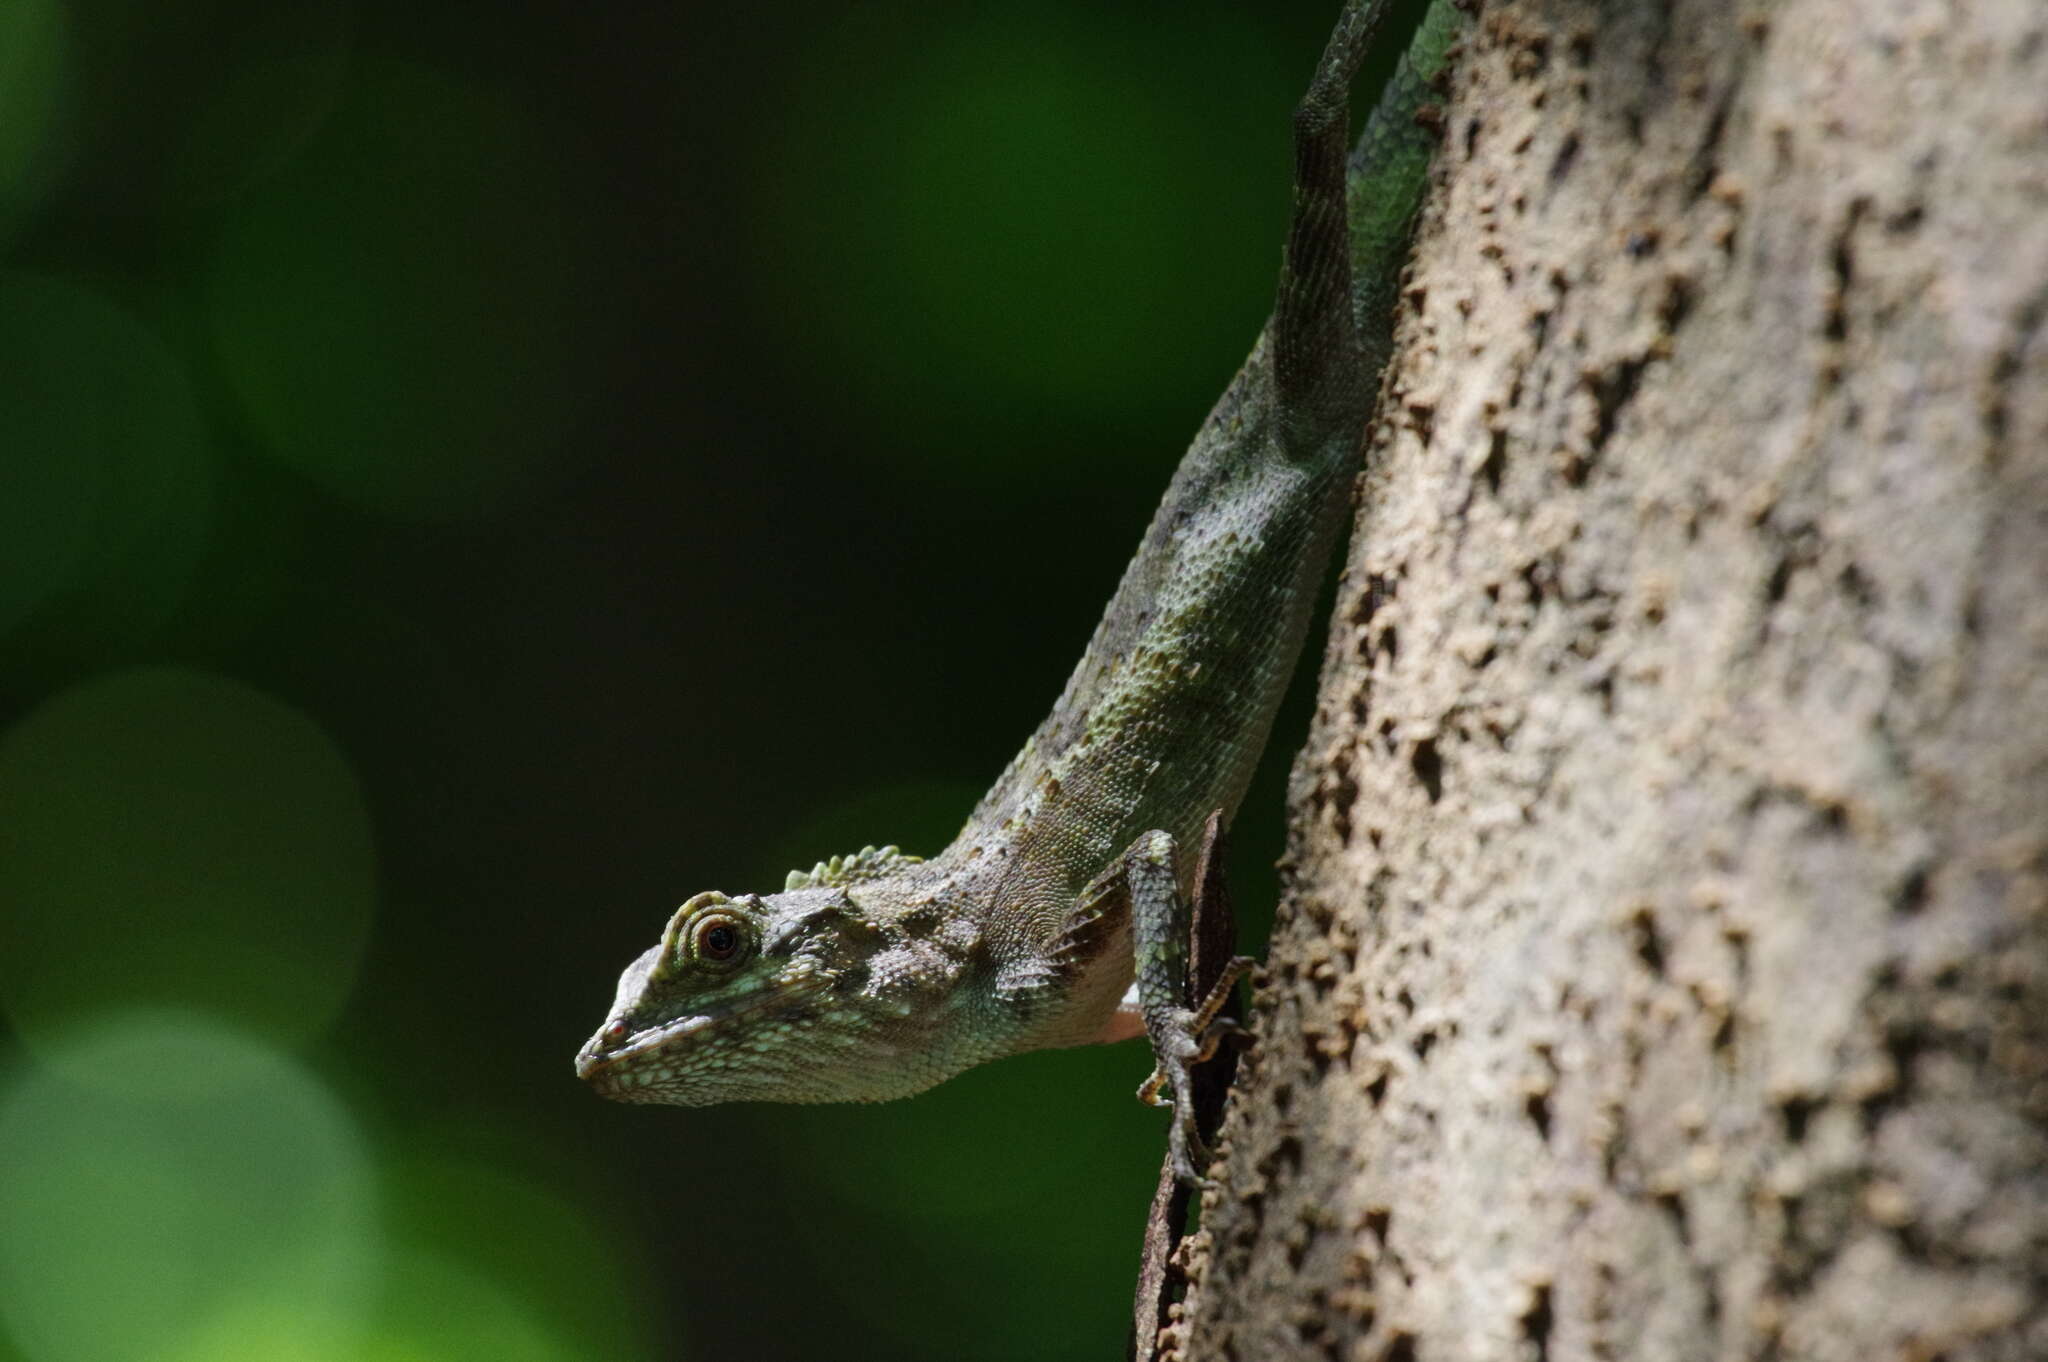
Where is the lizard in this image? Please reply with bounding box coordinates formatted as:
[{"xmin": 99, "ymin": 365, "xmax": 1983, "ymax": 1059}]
[{"xmin": 575, "ymin": 0, "xmax": 1457, "ymax": 1186}]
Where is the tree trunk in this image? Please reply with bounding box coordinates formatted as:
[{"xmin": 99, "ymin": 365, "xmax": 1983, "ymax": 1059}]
[{"xmin": 1170, "ymin": 2, "xmax": 2048, "ymax": 1358}]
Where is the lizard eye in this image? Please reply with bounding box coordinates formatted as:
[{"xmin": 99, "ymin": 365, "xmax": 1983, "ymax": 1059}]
[{"xmin": 688, "ymin": 912, "xmax": 752, "ymax": 968}]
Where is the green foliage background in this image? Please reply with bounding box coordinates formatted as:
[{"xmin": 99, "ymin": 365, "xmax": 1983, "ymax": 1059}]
[{"xmin": 0, "ymin": 2, "xmax": 1416, "ymax": 1357}]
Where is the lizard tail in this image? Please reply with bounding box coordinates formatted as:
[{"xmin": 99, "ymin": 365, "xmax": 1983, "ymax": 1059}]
[
  {"xmin": 1274, "ymin": 0, "xmax": 1395, "ymax": 449},
  {"xmin": 1347, "ymin": 0, "xmax": 1461, "ymax": 379}
]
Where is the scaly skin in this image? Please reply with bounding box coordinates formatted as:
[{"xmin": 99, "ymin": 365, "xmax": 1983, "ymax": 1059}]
[{"xmin": 576, "ymin": 0, "xmax": 1457, "ymax": 1178}]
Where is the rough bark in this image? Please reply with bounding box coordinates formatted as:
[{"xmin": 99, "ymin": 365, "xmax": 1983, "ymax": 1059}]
[{"xmin": 1170, "ymin": 2, "xmax": 2048, "ymax": 1358}]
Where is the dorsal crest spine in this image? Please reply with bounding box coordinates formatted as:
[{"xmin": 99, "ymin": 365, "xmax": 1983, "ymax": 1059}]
[{"xmin": 783, "ymin": 845, "xmax": 923, "ymax": 892}]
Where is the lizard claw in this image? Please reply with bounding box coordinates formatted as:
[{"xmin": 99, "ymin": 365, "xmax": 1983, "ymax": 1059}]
[
  {"xmin": 1169, "ymin": 1101, "xmax": 1209, "ymax": 1188},
  {"xmin": 1121, "ymin": 825, "xmax": 1257, "ymax": 1187},
  {"xmin": 1141, "ymin": 1004, "xmax": 1253, "ymax": 1187},
  {"xmin": 1142, "ymin": 1050, "xmax": 1210, "ymax": 1187}
]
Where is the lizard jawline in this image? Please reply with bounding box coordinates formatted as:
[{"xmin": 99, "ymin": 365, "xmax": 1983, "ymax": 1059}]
[{"xmin": 574, "ymin": 976, "xmax": 830, "ymax": 1098}]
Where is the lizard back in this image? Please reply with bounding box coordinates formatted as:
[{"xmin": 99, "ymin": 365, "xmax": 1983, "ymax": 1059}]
[{"xmin": 935, "ymin": 326, "xmax": 1360, "ymax": 946}]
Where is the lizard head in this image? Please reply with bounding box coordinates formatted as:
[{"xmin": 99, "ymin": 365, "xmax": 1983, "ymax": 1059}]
[{"xmin": 574, "ymin": 875, "xmax": 982, "ymax": 1105}]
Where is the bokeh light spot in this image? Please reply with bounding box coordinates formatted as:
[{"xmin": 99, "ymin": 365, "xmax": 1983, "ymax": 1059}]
[
  {"xmin": 0, "ymin": 667, "xmax": 375, "ymax": 1053},
  {"xmin": 0, "ymin": 0, "xmax": 66, "ymax": 242},
  {"xmin": 360, "ymin": 1247, "xmax": 579, "ymax": 1362},
  {"xmin": 757, "ymin": 8, "xmax": 1297, "ymax": 474},
  {"xmin": 0, "ymin": 1013, "xmax": 378, "ymax": 1362},
  {"xmin": 207, "ymin": 58, "xmax": 592, "ymax": 521},
  {"xmin": 779, "ymin": 1045, "xmax": 1158, "ymax": 1361},
  {"xmin": 0, "ymin": 273, "xmax": 213, "ymax": 659},
  {"xmin": 170, "ymin": 0, "xmax": 352, "ymax": 206},
  {"xmin": 383, "ymin": 1148, "xmax": 656, "ymax": 1362}
]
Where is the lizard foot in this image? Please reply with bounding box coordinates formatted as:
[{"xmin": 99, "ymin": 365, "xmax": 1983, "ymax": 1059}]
[
  {"xmin": 1137, "ymin": 955, "xmax": 1255, "ymax": 1185},
  {"xmin": 1115, "ymin": 818, "xmax": 1258, "ymax": 1187}
]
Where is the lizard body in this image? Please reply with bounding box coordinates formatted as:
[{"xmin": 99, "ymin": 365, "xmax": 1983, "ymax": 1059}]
[{"xmin": 576, "ymin": 0, "xmax": 1456, "ymax": 1181}]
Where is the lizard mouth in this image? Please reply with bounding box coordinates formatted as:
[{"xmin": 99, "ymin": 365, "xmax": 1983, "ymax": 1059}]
[{"xmin": 574, "ymin": 977, "xmax": 829, "ymax": 1098}]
